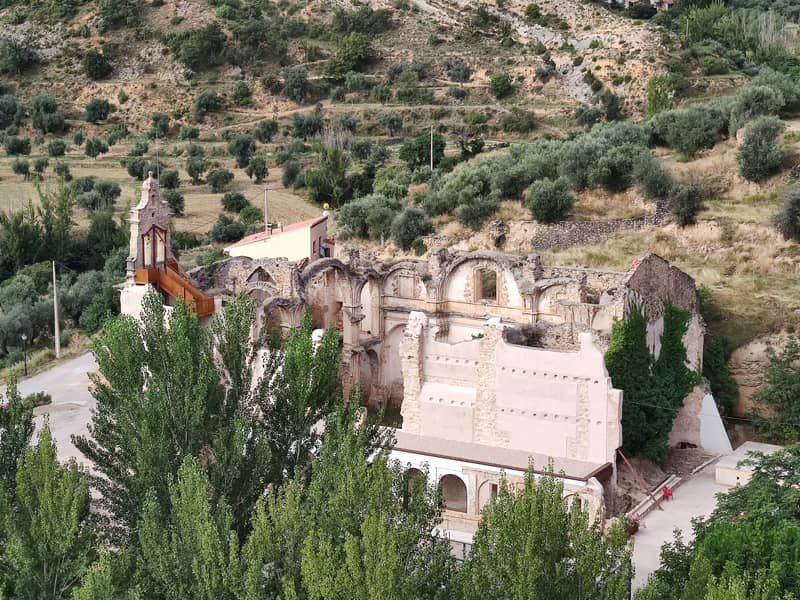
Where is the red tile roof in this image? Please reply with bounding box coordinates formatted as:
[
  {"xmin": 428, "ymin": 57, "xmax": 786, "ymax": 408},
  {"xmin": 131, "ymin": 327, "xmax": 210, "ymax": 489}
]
[{"xmin": 226, "ymin": 215, "xmax": 327, "ymax": 249}]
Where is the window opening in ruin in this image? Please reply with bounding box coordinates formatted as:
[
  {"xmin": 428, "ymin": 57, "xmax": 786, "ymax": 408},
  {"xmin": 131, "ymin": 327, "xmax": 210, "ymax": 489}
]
[
  {"xmin": 478, "ymin": 269, "xmax": 497, "ymax": 303},
  {"xmin": 441, "ymin": 475, "xmax": 468, "ymax": 512},
  {"xmin": 490, "ymin": 483, "xmax": 498, "ymax": 499}
]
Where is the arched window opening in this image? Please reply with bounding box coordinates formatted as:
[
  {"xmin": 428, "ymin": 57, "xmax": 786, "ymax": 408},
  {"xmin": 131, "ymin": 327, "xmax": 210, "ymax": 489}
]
[{"xmin": 441, "ymin": 474, "xmax": 468, "ymax": 513}]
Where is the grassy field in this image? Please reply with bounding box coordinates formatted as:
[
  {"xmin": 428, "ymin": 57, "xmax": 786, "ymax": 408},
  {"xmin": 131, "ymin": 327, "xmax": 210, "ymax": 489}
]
[{"xmin": 0, "ymin": 142, "xmax": 322, "ymax": 237}]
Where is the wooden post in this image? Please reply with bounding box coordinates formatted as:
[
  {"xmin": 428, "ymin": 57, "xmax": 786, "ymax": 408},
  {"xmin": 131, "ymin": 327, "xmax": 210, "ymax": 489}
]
[{"xmin": 617, "ymin": 448, "xmax": 663, "ymax": 511}]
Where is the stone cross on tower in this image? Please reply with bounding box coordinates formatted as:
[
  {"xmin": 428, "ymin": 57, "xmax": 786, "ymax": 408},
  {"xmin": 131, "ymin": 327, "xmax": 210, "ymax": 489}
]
[{"xmin": 126, "ymin": 171, "xmax": 174, "ymax": 281}]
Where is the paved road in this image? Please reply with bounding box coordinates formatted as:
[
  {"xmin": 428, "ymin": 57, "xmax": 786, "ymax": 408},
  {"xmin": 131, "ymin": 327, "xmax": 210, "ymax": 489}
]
[
  {"xmin": 2, "ymin": 353, "xmax": 97, "ymax": 465},
  {"xmin": 632, "ymin": 462, "xmax": 727, "ymax": 590}
]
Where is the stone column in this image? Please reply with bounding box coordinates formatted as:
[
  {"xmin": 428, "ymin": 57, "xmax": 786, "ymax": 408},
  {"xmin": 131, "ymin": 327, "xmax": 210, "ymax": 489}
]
[
  {"xmin": 399, "ymin": 312, "xmax": 427, "ymax": 433},
  {"xmin": 473, "ymin": 319, "xmax": 504, "ymax": 446}
]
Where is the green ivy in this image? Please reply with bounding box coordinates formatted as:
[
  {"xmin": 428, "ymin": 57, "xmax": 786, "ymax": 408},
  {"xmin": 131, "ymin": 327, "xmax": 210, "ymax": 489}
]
[{"xmin": 605, "ymin": 303, "xmax": 700, "ymax": 463}]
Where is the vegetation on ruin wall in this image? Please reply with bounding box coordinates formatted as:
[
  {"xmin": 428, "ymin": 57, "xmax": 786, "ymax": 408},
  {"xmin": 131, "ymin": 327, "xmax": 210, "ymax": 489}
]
[
  {"xmin": 638, "ymin": 445, "xmax": 800, "ymax": 599},
  {"xmin": 752, "ymin": 337, "xmax": 800, "ymax": 444},
  {"xmin": 605, "ymin": 303, "xmax": 700, "ymax": 464}
]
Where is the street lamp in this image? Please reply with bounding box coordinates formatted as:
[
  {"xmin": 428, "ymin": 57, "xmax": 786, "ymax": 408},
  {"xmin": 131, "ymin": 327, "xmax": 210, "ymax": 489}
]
[{"xmin": 20, "ymin": 333, "xmax": 28, "ymax": 376}]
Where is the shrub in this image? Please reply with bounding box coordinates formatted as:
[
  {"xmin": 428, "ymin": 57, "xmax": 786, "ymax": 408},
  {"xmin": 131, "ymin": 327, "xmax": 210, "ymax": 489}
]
[
  {"xmin": 186, "ymin": 157, "xmax": 207, "ymax": 184},
  {"xmin": 281, "ymin": 160, "xmax": 301, "ymax": 187},
  {"xmin": 379, "ymin": 113, "xmax": 403, "ymax": 136},
  {"xmin": 31, "ymin": 96, "xmax": 66, "ymax": 134},
  {"xmin": 728, "ymin": 85, "xmax": 785, "ymax": 136},
  {"xmin": 0, "ymin": 94, "xmax": 21, "ymax": 129},
  {"xmin": 0, "ymin": 39, "xmax": 37, "ymax": 75},
  {"xmin": 445, "ymin": 57, "xmax": 471, "ymax": 84},
  {"xmin": 399, "ymin": 132, "xmax": 445, "ymax": 168},
  {"xmin": 162, "ymin": 189, "xmax": 185, "ymax": 216},
  {"xmin": 54, "ymin": 162, "xmax": 72, "ymax": 181},
  {"xmin": 390, "ymin": 207, "xmax": 433, "ymax": 249},
  {"xmin": 208, "ymin": 214, "xmax": 246, "ymax": 243},
  {"xmin": 338, "ymin": 194, "xmax": 401, "ymax": 240},
  {"xmin": 588, "ymin": 143, "xmax": 647, "ymax": 192},
  {"xmin": 175, "ymin": 23, "xmax": 227, "ymax": 71},
  {"xmin": 185, "ymin": 143, "xmax": 204, "ymax": 159},
  {"xmin": 291, "ymin": 114, "xmax": 323, "ymax": 139},
  {"xmin": 344, "ymin": 71, "xmax": 369, "ymax": 92},
  {"xmin": 526, "ymin": 178, "xmax": 574, "ymax": 223},
  {"xmin": 330, "ymin": 87, "xmax": 345, "ymax": 103},
  {"xmin": 106, "ymin": 123, "xmax": 128, "ymax": 146},
  {"xmin": 649, "ymin": 104, "xmax": 727, "ymax": 158},
  {"xmin": 46, "ymin": 139, "xmax": 67, "ymax": 157},
  {"xmin": 575, "ymin": 105, "xmax": 603, "ymax": 127},
  {"xmin": 239, "ymin": 205, "xmax": 263, "ymax": 227},
  {"xmin": 335, "ymin": 114, "xmax": 358, "ymax": 133},
  {"xmin": 4, "ymin": 136, "xmax": 31, "ymax": 156},
  {"xmin": 245, "ymin": 154, "xmax": 268, "ymax": 183},
  {"xmin": 751, "ymin": 67, "xmax": 800, "ymax": 113},
  {"xmin": 667, "ymin": 182, "xmax": 703, "ymax": 226},
  {"xmin": 633, "ymin": 156, "xmax": 673, "ymax": 199},
  {"xmin": 11, "ymin": 159, "xmax": 29, "ymax": 178},
  {"xmin": 600, "ymin": 90, "xmax": 623, "ymax": 121},
  {"xmin": 736, "ymin": 116, "xmax": 785, "ymax": 182},
  {"xmin": 456, "ymin": 195, "xmax": 498, "ymax": 229},
  {"xmin": 85, "ymin": 138, "xmax": 109, "ymax": 158},
  {"xmin": 502, "ymin": 107, "xmax": 536, "ymax": 133},
  {"xmin": 160, "ymin": 169, "xmax": 180, "ymax": 190},
  {"xmin": 371, "ymin": 85, "xmax": 392, "ymax": 103},
  {"xmin": 33, "ymin": 158, "xmax": 48, "ymax": 174},
  {"xmin": 179, "ymin": 126, "xmax": 200, "ymax": 140},
  {"xmin": 124, "ymin": 156, "xmax": 147, "ymax": 180},
  {"xmin": 82, "ymin": 49, "xmax": 112, "ymax": 79},
  {"xmin": 151, "ymin": 113, "xmax": 170, "ymax": 138},
  {"xmin": 325, "ymin": 32, "xmax": 376, "ymax": 78},
  {"xmin": 253, "ymin": 120, "xmax": 279, "ymax": 143},
  {"xmin": 194, "ymin": 90, "xmax": 224, "ymax": 121},
  {"xmin": 207, "ymin": 168, "xmax": 234, "ymax": 193},
  {"xmin": 228, "ymin": 135, "xmax": 257, "ymax": 168},
  {"xmin": 85, "ymin": 98, "xmax": 111, "ymax": 123},
  {"xmin": 232, "ymin": 80, "xmax": 252, "ymax": 106},
  {"xmin": 131, "ymin": 139, "xmax": 149, "ymax": 156},
  {"xmin": 489, "ymin": 73, "xmax": 513, "ymax": 99},
  {"xmin": 282, "ymin": 66, "xmax": 308, "ymax": 103},
  {"xmin": 774, "ymin": 186, "xmax": 800, "ymax": 242},
  {"xmin": 93, "ymin": 180, "xmax": 121, "ymax": 205},
  {"xmin": 73, "ymin": 131, "xmax": 85, "ymax": 146}
]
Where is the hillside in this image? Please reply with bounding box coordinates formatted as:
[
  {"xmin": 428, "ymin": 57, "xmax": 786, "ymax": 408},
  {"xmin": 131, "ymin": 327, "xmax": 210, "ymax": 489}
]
[{"xmin": 1, "ymin": 0, "xmax": 800, "ymax": 400}]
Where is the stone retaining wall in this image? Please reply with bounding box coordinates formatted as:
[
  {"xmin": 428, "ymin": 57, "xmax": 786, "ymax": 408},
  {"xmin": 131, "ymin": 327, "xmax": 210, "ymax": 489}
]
[{"xmin": 530, "ymin": 203, "xmax": 667, "ymax": 250}]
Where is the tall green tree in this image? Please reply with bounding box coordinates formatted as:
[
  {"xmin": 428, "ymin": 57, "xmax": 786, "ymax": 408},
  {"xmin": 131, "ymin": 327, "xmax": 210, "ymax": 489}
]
[
  {"xmin": 1, "ymin": 427, "xmax": 95, "ymax": 599},
  {"xmin": 0, "ymin": 374, "xmax": 34, "ymax": 491},
  {"xmin": 74, "ymin": 292, "xmax": 271, "ymax": 543},
  {"xmin": 136, "ymin": 457, "xmax": 242, "ymax": 600}
]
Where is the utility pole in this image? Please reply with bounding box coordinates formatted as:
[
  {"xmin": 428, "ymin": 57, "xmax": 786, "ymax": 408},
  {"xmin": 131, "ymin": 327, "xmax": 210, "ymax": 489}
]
[
  {"xmin": 53, "ymin": 261, "xmax": 61, "ymax": 359},
  {"xmin": 264, "ymin": 187, "xmax": 270, "ymax": 235},
  {"xmin": 430, "ymin": 126, "xmax": 434, "ymax": 172}
]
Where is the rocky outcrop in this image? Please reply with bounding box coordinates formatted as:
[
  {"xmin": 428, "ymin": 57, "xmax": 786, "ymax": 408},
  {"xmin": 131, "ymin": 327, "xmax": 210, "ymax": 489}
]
[{"xmin": 728, "ymin": 332, "xmax": 792, "ymax": 417}]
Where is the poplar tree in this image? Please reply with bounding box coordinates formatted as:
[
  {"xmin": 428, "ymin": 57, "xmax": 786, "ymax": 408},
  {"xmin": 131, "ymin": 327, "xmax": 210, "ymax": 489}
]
[
  {"xmin": 74, "ymin": 291, "xmax": 272, "ymax": 543},
  {"xmin": 0, "ymin": 374, "xmax": 34, "ymax": 491},
  {"xmin": 459, "ymin": 469, "xmax": 631, "ymax": 600},
  {"xmin": 1, "ymin": 427, "xmax": 95, "ymax": 599},
  {"xmin": 137, "ymin": 457, "xmax": 242, "ymax": 600}
]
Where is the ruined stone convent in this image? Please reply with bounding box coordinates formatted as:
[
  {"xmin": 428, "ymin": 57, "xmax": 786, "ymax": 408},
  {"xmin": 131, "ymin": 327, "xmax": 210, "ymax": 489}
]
[{"xmin": 122, "ymin": 174, "xmax": 722, "ymax": 544}]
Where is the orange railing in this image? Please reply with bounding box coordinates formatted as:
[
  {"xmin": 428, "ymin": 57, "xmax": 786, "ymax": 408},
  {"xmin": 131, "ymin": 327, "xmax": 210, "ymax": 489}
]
[{"xmin": 135, "ymin": 265, "xmax": 215, "ymax": 317}]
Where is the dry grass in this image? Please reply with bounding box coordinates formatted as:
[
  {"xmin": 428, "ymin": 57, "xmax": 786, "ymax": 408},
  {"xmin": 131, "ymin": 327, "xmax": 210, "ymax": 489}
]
[
  {"xmin": 573, "ymin": 188, "xmax": 651, "ymax": 221},
  {"xmin": 540, "ymin": 218, "xmax": 800, "ymax": 348},
  {"xmin": 0, "ymin": 145, "xmax": 321, "ymax": 237}
]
